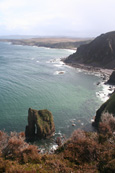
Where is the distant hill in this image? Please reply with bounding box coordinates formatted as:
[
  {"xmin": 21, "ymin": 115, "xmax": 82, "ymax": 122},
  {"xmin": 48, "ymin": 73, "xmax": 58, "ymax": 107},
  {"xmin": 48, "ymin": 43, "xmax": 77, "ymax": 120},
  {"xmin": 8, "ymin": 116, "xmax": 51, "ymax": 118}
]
[
  {"xmin": 0, "ymin": 38, "xmax": 91, "ymax": 50},
  {"xmin": 64, "ymin": 31, "xmax": 115, "ymax": 69}
]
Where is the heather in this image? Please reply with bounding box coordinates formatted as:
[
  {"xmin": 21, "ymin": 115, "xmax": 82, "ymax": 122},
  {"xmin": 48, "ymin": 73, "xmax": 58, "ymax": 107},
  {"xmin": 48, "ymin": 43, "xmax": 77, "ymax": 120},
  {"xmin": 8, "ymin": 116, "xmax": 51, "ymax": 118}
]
[{"xmin": 0, "ymin": 113, "xmax": 115, "ymax": 172}]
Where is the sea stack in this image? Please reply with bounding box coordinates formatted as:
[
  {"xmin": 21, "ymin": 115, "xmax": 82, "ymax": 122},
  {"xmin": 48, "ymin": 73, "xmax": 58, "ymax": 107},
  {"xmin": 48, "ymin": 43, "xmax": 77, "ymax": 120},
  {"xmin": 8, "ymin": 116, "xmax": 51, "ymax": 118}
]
[{"xmin": 25, "ymin": 108, "xmax": 55, "ymax": 141}]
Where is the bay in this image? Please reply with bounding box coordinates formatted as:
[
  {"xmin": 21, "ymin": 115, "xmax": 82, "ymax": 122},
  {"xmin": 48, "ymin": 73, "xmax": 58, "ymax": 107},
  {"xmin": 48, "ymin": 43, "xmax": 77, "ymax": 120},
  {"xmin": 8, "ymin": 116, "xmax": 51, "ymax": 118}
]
[{"xmin": 0, "ymin": 42, "xmax": 102, "ymax": 139}]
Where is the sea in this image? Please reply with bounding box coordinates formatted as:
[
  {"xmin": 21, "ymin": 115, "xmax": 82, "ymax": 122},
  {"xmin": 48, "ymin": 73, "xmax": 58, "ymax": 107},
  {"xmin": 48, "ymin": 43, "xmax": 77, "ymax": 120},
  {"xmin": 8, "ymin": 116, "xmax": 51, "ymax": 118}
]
[{"xmin": 0, "ymin": 41, "xmax": 112, "ymax": 150}]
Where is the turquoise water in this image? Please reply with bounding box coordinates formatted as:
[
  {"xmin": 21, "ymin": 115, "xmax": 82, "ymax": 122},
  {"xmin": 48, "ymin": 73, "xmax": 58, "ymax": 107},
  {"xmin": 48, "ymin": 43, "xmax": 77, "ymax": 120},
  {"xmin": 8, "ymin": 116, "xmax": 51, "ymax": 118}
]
[{"xmin": 0, "ymin": 42, "xmax": 102, "ymax": 138}]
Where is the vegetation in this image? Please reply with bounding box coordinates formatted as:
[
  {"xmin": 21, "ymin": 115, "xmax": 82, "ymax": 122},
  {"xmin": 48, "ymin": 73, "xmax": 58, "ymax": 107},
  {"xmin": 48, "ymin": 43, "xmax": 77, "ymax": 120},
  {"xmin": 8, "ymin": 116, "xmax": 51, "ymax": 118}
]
[
  {"xmin": 94, "ymin": 92, "xmax": 115, "ymax": 127},
  {"xmin": 0, "ymin": 113, "xmax": 115, "ymax": 172}
]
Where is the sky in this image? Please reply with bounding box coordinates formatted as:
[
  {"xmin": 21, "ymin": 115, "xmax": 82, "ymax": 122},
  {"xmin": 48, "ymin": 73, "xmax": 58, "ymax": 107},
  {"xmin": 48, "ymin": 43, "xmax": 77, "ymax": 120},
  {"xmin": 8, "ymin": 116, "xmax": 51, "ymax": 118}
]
[{"xmin": 0, "ymin": 0, "xmax": 115, "ymax": 37}]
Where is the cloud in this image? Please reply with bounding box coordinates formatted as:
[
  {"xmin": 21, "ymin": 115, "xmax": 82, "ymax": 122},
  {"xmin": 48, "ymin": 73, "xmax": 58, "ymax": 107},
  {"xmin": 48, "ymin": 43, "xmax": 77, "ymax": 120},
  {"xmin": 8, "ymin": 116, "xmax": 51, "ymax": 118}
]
[
  {"xmin": 0, "ymin": 0, "xmax": 25, "ymax": 10},
  {"xmin": 0, "ymin": 0, "xmax": 115, "ymax": 36}
]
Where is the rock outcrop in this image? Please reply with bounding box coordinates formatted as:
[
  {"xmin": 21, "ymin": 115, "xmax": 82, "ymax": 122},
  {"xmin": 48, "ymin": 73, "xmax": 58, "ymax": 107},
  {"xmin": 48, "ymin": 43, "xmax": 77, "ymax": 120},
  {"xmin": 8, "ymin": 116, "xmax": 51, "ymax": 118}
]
[
  {"xmin": 25, "ymin": 108, "xmax": 55, "ymax": 141},
  {"xmin": 93, "ymin": 93, "xmax": 115, "ymax": 128},
  {"xmin": 64, "ymin": 31, "xmax": 115, "ymax": 69},
  {"xmin": 107, "ymin": 71, "xmax": 115, "ymax": 85}
]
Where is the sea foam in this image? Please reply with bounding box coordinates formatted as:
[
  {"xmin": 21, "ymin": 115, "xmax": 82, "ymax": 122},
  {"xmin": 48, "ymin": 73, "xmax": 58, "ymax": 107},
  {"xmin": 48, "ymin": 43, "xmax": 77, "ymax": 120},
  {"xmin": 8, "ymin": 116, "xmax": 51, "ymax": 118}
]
[
  {"xmin": 96, "ymin": 83, "xmax": 115, "ymax": 102},
  {"xmin": 54, "ymin": 71, "xmax": 65, "ymax": 75}
]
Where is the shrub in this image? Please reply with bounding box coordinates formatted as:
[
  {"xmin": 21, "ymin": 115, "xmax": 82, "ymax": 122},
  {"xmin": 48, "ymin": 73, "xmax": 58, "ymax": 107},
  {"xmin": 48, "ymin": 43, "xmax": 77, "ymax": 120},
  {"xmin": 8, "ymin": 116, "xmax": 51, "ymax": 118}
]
[
  {"xmin": 3, "ymin": 132, "xmax": 27, "ymax": 160},
  {"xmin": 62, "ymin": 129, "xmax": 100, "ymax": 164},
  {"xmin": 98, "ymin": 113, "xmax": 115, "ymax": 143},
  {"xmin": 21, "ymin": 145, "xmax": 41, "ymax": 164},
  {"xmin": 98, "ymin": 122, "xmax": 112, "ymax": 141},
  {"xmin": 55, "ymin": 137, "xmax": 62, "ymax": 146},
  {"xmin": 0, "ymin": 131, "xmax": 40, "ymax": 164},
  {"xmin": 0, "ymin": 131, "xmax": 9, "ymax": 151},
  {"xmin": 104, "ymin": 159, "xmax": 115, "ymax": 172},
  {"xmin": 100, "ymin": 112, "xmax": 115, "ymax": 132},
  {"xmin": 98, "ymin": 146, "xmax": 115, "ymax": 172},
  {"xmin": 70, "ymin": 129, "xmax": 86, "ymax": 141}
]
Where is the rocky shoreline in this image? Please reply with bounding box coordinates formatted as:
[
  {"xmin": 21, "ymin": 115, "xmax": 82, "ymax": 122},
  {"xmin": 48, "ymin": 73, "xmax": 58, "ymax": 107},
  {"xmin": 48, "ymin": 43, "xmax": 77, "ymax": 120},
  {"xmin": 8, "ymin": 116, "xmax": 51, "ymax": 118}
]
[
  {"xmin": 62, "ymin": 60, "xmax": 115, "ymax": 104},
  {"xmin": 62, "ymin": 60, "xmax": 113, "ymax": 81}
]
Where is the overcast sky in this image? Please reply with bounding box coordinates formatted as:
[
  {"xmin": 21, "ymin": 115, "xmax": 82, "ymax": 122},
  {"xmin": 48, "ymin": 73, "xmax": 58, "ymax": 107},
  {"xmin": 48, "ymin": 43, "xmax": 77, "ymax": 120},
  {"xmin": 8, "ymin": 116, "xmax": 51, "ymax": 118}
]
[{"xmin": 0, "ymin": 0, "xmax": 115, "ymax": 37}]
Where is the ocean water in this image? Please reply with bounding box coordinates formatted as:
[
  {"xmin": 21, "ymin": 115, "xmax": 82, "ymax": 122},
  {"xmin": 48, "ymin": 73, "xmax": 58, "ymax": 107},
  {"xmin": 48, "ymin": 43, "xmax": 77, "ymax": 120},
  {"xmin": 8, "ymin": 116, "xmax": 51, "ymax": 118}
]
[{"xmin": 0, "ymin": 42, "xmax": 104, "ymax": 141}]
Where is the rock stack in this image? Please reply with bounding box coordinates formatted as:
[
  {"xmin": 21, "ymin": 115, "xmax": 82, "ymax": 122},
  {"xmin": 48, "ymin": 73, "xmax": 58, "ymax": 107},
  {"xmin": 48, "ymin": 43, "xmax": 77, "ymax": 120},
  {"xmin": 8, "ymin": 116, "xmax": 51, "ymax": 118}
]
[{"xmin": 25, "ymin": 108, "xmax": 55, "ymax": 141}]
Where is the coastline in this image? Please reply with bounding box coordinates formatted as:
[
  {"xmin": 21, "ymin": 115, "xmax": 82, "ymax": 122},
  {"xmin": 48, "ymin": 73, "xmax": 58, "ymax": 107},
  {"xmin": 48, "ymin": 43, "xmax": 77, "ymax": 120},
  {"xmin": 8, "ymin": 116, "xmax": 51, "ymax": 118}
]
[
  {"xmin": 3, "ymin": 40, "xmax": 115, "ymax": 102},
  {"xmin": 62, "ymin": 61, "xmax": 113, "ymax": 80},
  {"xmin": 1, "ymin": 40, "xmax": 77, "ymax": 50},
  {"xmin": 3, "ymin": 39, "xmax": 112, "ymax": 80},
  {"xmin": 62, "ymin": 61, "xmax": 115, "ymax": 103},
  {"xmin": 0, "ymin": 37, "xmax": 91, "ymax": 50},
  {"xmin": 4, "ymin": 38, "xmax": 114, "ymax": 102}
]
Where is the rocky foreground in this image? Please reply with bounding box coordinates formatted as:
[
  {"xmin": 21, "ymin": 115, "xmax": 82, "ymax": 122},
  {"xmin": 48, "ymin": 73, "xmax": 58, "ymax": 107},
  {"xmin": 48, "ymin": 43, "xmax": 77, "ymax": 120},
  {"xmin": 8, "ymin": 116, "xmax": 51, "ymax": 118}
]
[{"xmin": 0, "ymin": 108, "xmax": 115, "ymax": 172}]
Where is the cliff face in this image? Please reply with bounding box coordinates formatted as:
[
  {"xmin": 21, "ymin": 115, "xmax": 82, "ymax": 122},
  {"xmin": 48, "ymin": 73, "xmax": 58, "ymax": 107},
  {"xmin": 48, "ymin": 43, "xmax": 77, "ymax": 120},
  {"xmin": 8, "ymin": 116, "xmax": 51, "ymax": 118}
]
[
  {"xmin": 64, "ymin": 31, "xmax": 115, "ymax": 69},
  {"xmin": 93, "ymin": 93, "xmax": 115, "ymax": 127},
  {"xmin": 107, "ymin": 71, "xmax": 115, "ymax": 85},
  {"xmin": 25, "ymin": 108, "xmax": 55, "ymax": 141}
]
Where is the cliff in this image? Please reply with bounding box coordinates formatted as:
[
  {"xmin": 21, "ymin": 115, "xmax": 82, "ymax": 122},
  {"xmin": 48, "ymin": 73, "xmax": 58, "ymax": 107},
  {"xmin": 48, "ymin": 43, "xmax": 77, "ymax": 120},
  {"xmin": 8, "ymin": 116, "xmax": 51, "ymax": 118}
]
[
  {"xmin": 107, "ymin": 70, "xmax": 115, "ymax": 85},
  {"xmin": 25, "ymin": 108, "xmax": 55, "ymax": 141},
  {"xmin": 64, "ymin": 31, "xmax": 115, "ymax": 69},
  {"xmin": 93, "ymin": 92, "xmax": 115, "ymax": 128}
]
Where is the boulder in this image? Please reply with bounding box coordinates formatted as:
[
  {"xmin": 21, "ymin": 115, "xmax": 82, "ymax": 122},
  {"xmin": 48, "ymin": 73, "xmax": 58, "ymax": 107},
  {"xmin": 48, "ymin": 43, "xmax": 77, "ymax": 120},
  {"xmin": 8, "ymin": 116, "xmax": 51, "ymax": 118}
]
[{"xmin": 25, "ymin": 108, "xmax": 55, "ymax": 141}]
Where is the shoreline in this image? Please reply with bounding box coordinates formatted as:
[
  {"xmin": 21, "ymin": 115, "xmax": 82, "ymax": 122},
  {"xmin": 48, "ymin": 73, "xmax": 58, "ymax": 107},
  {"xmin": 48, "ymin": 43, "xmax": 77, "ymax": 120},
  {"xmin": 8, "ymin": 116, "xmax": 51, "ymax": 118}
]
[
  {"xmin": 1, "ymin": 40, "xmax": 77, "ymax": 51},
  {"xmin": 0, "ymin": 37, "xmax": 91, "ymax": 50},
  {"xmin": 62, "ymin": 61, "xmax": 113, "ymax": 80},
  {"xmin": 3, "ymin": 39, "xmax": 113, "ymax": 79},
  {"xmin": 11, "ymin": 42, "xmax": 77, "ymax": 50},
  {"xmin": 62, "ymin": 61, "xmax": 115, "ymax": 103},
  {"xmin": 3, "ymin": 40, "xmax": 112, "ymax": 79}
]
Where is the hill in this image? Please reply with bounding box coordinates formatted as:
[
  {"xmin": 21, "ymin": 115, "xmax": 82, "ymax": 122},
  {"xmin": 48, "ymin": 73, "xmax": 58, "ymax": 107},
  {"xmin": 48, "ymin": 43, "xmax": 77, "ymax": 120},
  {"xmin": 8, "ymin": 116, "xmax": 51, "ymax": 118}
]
[
  {"xmin": 0, "ymin": 37, "xmax": 91, "ymax": 50},
  {"xmin": 64, "ymin": 31, "xmax": 115, "ymax": 69}
]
